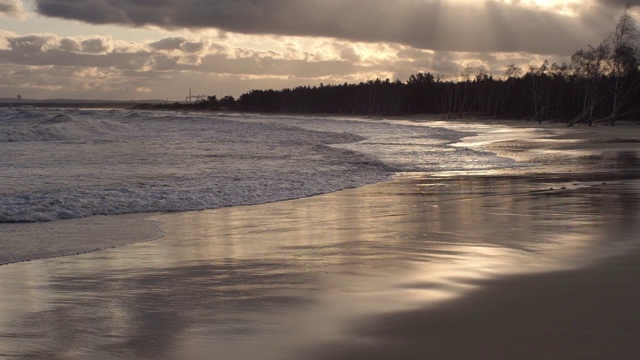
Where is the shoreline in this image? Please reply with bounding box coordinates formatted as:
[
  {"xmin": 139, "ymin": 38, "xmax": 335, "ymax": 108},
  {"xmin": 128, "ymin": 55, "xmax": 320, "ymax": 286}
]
[
  {"xmin": 1, "ymin": 173, "xmax": 638, "ymax": 359},
  {"xmin": 306, "ymin": 244, "xmax": 640, "ymax": 360},
  {"xmin": 294, "ymin": 118, "xmax": 640, "ymax": 359},
  {"xmin": 2, "ymin": 115, "xmax": 639, "ymax": 264},
  {"xmin": 0, "ymin": 115, "xmax": 639, "ymax": 358}
]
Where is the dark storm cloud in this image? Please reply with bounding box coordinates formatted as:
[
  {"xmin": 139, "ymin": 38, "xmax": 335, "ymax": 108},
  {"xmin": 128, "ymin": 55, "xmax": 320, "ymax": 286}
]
[{"xmin": 34, "ymin": 0, "xmax": 615, "ymax": 56}]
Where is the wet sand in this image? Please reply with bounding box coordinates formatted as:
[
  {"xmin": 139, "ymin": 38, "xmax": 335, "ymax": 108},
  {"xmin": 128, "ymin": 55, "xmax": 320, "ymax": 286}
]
[
  {"xmin": 1, "ymin": 121, "xmax": 640, "ymax": 359},
  {"xmin": 307, "ymin": 246, "xmax": 640, "ymax": 360}
]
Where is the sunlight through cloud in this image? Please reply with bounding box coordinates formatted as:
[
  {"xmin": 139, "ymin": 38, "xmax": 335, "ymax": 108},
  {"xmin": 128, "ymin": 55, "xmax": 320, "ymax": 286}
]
[
  {"xmin": 494, "ymin": 0, "xmax": 587, "ymax": 16},
  {"xmin": 0, "ymin": 0, "xmax": 631, "ymax": 99}
]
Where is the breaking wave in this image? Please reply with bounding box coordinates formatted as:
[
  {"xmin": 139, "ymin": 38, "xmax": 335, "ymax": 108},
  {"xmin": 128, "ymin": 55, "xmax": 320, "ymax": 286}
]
[{"xmin": 0, "ymin": 109, "xmax": 521, "ymax": 223}]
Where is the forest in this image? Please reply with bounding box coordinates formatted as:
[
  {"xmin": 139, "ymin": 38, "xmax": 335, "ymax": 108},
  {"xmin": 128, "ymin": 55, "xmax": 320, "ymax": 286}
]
[{"xmin": 150, "ymin": 8, "xmax": 640, "ymax": 126}]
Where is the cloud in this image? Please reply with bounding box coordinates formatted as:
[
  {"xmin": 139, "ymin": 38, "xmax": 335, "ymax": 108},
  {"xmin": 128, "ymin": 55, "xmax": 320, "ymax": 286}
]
[
  {"xmin": 0, "ymin": 34, "xmax": 157, "ymax": 79},
  {"xmin": 81, "ymin": 37, "xmax": 113, "ymax": 54},
  {"xmin": 33, "ymin": 0, "xmax": 622, "ymax": 56},
  {"xmin": 0, "ymin": 0, "xmax": 26, "ymax": 18},
  {"xmin": 6, "ymin": 34, "xmax": 58, "ymax": 54},
  {"xmin": 596, "ymin": 0, "xmax": 640, "ymax": 7},
  {"xmin": 149, "ymin": 37, "xmax": 206, "ymax": 53},
  {"xmin": 59, "ymin": 38, "xmax": 80, "ymax": 52},
  {"xmin": 0, "ymin": 23, "xmax": 607, "ymax": 102}
]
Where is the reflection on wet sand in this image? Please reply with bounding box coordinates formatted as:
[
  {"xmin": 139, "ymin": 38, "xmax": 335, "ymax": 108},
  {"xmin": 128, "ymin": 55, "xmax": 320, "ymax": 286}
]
[{"xmin": 0, "ymin": 171, "xmax": 639, "ymax": 359}]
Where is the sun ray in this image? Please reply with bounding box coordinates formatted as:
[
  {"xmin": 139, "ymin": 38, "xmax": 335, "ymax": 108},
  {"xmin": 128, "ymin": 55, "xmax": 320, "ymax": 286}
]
[{"xmin": 451, "ymin": 0, "xmax": 587, "ymax": 17}]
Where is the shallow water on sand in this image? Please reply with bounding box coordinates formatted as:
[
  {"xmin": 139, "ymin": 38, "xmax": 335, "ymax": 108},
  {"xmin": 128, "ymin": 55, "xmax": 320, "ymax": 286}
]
[{"xmin": 0, "ymin": 174, "xmax": 639, "ymax": 359}]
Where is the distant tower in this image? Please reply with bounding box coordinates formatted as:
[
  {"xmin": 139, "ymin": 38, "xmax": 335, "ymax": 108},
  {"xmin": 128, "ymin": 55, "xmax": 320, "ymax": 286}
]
[
  {"xmin": 185, "ymin": 88, "xmax": 204, "ymax": 103},
  {"xmin": 17, "ymin": 95, "xmax": 22, "ymax": 104}
]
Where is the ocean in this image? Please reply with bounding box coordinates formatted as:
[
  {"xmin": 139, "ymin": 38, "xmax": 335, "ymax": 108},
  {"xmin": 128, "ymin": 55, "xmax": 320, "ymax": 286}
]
[
  {"xmin": 0, "ymin": 108, "xmax": 520, "ymax": 224},
  {"xmin": 0, "ymin": 108, "xmax": 526, "ymax": 264},
  {"xmin": 2, "ymin": 108, "xmax": 640, "ymax": 360}
]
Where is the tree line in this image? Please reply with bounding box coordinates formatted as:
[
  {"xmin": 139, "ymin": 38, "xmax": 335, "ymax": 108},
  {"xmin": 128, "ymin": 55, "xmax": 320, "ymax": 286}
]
[{"xmin": 146, "ymin": 8, "xmax": 640, "ymax": 126}]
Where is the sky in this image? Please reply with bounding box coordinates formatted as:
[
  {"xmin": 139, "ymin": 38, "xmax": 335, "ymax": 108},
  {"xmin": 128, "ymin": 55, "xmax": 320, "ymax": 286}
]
[{"xmin": 0, "ymin": 0, "xmax": 638, "ymax": 101}]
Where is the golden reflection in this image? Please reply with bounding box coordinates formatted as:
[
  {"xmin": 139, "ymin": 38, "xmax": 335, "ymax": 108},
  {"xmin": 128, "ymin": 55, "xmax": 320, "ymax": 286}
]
[{"xmin": 0, "ymin": 175, "xmax": 639, "ymax": 359}]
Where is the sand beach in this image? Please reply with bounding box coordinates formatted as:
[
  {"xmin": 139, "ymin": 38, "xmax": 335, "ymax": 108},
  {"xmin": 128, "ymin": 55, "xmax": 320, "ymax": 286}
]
[{"xmin": 0, "ymin": 119, "xmax": 639, "ymax": 359}]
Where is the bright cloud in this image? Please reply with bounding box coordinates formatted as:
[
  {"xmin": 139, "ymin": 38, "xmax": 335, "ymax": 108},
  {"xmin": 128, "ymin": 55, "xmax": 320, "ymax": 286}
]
[
  {"xmin": 0, "ymin": 0, "xmax": 26, "ymax": 18},
  {"xmin": 0, "ymin": 0, "xmax": 635, "ymax": 100}
]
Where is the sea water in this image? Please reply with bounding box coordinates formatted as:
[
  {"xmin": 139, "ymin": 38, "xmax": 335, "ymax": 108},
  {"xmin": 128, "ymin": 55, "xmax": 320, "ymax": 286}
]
[
  {"xmin": 0, "ymin": 108, "xmax": 519, "ymax": 223},
  {"xmin": 3, "ymin": 109, "xmax": 640, "ymax": 360},
  {"xmin": 0, "ymin": 108, "xmax": 525, "ymax": 263}
]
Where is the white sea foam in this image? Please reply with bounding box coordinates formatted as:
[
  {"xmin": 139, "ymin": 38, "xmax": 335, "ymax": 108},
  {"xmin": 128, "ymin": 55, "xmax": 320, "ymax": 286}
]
[
  {"xmin": 0, "ymin": 108, "xmax": 134, "ymax": 142},
  {"xmin": 0, "ymin": 108, "xmax": 521, "ymax": 223}
]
